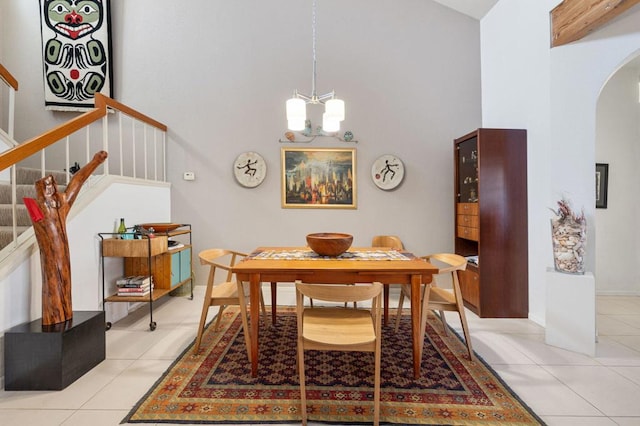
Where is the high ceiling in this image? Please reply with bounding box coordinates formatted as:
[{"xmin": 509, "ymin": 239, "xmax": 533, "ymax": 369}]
[{"xmin": 432, "ymin": 0, "xmax": 499, "ymax": 20}]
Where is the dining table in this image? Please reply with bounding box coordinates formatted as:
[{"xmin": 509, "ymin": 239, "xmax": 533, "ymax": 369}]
[{"xmin": 232, "ymin": 246, "xmax": 438, "ymax": 378}]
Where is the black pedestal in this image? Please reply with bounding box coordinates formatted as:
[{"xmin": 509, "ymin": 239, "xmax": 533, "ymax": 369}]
[{"xmin": 4, "ymin": 311, "xmax": 106, "ymax": 390}]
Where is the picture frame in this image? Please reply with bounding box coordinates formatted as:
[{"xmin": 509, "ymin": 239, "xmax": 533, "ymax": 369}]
[
  {"xmin": 281, "ymin": 147, "xmax": 356, "ymax": 209},
  {"xmin": 596, "ymin": 163, "xmax": 609, "ymax": 209}
]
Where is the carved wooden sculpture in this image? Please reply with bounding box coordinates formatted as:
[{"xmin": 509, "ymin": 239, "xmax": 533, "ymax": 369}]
[{"xmin": 24, "ymin": 151, "xmax": 108, "ymax": 325}]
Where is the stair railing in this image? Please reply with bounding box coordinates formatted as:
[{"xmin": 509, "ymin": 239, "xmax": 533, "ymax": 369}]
[
  {"xmin": 0, "ymin": 88, "xmax": 168, "ymax": 257},
  {"xmin": 0, "ymin": 63, "xmax": 18, "ymax": 145},
  {"xmin": 1, "ymin": 64, "xmax": 21, "ymax": 250}
]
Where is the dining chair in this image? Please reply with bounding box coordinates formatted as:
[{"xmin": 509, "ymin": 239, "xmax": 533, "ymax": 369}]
[
  {"xmin": 194, "ymin": 249, "xmax": 266, "ymax": 355},
  {"xmin": 371, "ymin": 235, "xmax": 404, "ymax": 325},
  {"xmin": 394, "ymin": 253, "xmax": 473, "ymax": 360},
  {"xmin": 295, "ymin": 281, "xmax": 383, "ymax": 426}
]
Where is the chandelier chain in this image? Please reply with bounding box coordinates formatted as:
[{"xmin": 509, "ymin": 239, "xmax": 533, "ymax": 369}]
[
  {"xmin": 312, "ymin": 0, "xmax": 317, "ymax": 98},
  {"xmin": 286, "ymin": 0, "xmax": 345, "ymax": 133}
]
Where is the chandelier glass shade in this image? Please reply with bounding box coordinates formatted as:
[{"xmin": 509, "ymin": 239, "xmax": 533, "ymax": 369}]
[
  {"xmin": 286, "ymin": 98, "xmax": 306, "ymax": 131},
  {"xmin": 286, "ymin": 0, "xmax": 345, "ymax": 133}
]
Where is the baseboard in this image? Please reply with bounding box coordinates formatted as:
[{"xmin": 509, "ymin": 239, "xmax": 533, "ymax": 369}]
[{"xmin": 595, "ymin": 290, "xmax": 640, "ymax": 296}]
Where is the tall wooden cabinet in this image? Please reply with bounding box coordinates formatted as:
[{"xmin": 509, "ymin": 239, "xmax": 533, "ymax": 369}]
[{"xmin": 454, "ymin": 128, "xmax": 528, "ymax": 318}]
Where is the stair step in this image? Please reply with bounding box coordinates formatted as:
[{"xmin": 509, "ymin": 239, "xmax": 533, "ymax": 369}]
[
  {"xmin": 0, "ymin": 226, "xmax": 31, "ymax": 250},
  {"xmin": 15, "ymin": 167, "xmax": 69, "ymax": 186},
  {"xmin": 0, "ymin": 183, "xmax": 66, "ymax": 205},
  {"xmin": 0, "ymin": 184, "xmax": 37, "ymax": 204},
  {"xmin": 0, "ymin": 167, "xmax": 77, "ymax": 251},
  {"xmin": 0, "ymin": 205, "xmax": 31, "ymax": 227}
]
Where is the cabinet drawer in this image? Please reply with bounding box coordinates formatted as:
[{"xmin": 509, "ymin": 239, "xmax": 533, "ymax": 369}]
[
  {"xmin": 457, "ymin": 226, "xmax": 479, "ymax": 241},
  {"xmin": 456, "ymin": 203, "xmax": 478, "ymax": 216},
  {"xmin": 457, "ymin": 214, "xmax": 479, "ymax": 228},
  {"xmin": 103, "ymin": 236, "xmax": 167, "ymax": 257},
  {"xmin": 458, "ymin": 269, "xmax": 479, "ymax": 309}
]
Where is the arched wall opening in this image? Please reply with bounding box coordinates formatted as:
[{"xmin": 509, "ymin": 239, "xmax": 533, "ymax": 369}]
[
  {"xmin": 548, "ymin": 15, "xmax": 640, "ymax": 347},
  {"xmin": 595, "ymin": 51, "xmax": 640, "ymax": 297}
]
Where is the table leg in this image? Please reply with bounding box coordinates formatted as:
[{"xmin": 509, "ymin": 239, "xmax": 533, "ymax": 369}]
[
  {"xmin": 270, "ymin": 282, "xmax": 277, "ymax": 326},
  {"xmin": 250, "ymin": 273, "xmax": 260, "ymax": 377},
  {"xmin": 410, "ymin": 274, "xmax": 422, "ymax": 379},
  {"xmin": 383, "ymin": 285, "xmax": 390, "ymax": 326}
]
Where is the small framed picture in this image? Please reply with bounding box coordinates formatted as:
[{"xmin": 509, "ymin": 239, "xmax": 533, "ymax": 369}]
[{"xmin": 595, "ymin": 163, "xmax": 608, "ymax": 209}]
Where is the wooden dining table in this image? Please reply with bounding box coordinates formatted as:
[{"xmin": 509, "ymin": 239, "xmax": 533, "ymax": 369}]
[{"xmin": 232, "ymin": 247, "xmax": 437, "ymax": 378}]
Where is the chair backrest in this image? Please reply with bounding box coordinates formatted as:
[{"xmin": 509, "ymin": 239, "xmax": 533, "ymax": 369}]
[
  {"xmin": 371, "ymin": 235, "xmax": 404, "ymax": 250},
  {"xmin": 422, "ymin": 253, "xmax": 467, "ymax": 275},
  {"xmin": 296, "ymin": 282, "xmax": 383, "ymax": 305},
  {"xmin": 198, "ymin": 249, "xmax": 246, "ymax": 283}
]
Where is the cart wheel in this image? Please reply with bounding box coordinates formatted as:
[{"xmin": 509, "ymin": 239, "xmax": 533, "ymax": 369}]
[
  {"xmin": 105, "ymin": 322, "xmax": 112, "ymax": 331},
  {"xmin": 150, "ymin": 321, "xmax": 157, "ymax": 331}
]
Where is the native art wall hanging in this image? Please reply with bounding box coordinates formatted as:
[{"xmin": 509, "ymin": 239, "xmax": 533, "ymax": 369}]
[{"xmin": 39, "ymin": 0, "xmax": 113, "ymax": 111}]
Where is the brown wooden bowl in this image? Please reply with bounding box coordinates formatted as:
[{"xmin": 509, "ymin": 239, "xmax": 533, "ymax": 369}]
[
  {"xmin": 306, "ymin": 232, "xmax": 353, "ymax": 257},
  {"xmin": 140, "ymin": 223, "xmax": 181, "ymax": 233}
]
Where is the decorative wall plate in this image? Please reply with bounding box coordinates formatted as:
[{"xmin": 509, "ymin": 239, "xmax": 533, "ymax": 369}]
[
  {"xmin": 371, "ymin": 154, "xmax": 404, "ymax": 190},
  {"xmin": 234, "ymin": 151, "xmax": 266, "ymax": 188}
]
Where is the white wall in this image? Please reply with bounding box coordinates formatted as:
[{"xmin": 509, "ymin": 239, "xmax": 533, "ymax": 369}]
[
  {"xmin": 549, "ymin": 9, "xmax": 640, "ymax": 295},
  {"xmin": 0, "ymin": 177, "xmax": 170, "ymax": 382},
  {"xmin": 1, "ymin": 0, "xmax": 483, "ymax": 289},
  {"xmin": 115, "ymin": 0, "xmax": 486, "ymax": 284},
  {"xmin": 482, "ymin": 0, "xmax": 640, "ymax": 325},
  {"xmin": 0, "ymin": 178, "xmax": 170, "ymax": 332},
  {"xmin": 481, "ymin": 0, "xmax": 558, "ymax": 324},
  {"xmin": 7, "ymin": 0, "xmax": 640, "ymax": 329},
  {"xmin": 68, "ymin": 179, "xmax": 172, "ymax": 322},
  {"xmin": 595, "ymin": 67, "xmax": 640, "ymax": 295}
]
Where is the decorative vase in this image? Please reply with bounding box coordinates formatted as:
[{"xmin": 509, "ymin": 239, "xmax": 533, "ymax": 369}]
[
  {"xmin": 550, "ymin": 218, "xmax": 586, "ymax": 274},
  {"xmin": 550, "ymin": 198, "xmax": 586, "ymax": 275}
]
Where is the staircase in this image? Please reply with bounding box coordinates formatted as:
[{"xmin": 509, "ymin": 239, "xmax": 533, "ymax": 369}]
[{"xmin": 0, "ymin": 167, "xmax": 68, "ymax": 250}]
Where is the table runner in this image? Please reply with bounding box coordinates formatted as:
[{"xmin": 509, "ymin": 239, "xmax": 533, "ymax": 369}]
[{"xmin": 251, "ymin": 249, "xmax": 411, "ymax": 261}]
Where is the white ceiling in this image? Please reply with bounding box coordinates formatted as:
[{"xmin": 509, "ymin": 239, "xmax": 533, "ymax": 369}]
[{"xmin": 432, "ymin": 0, "xmax": 499, "ymax": 20}]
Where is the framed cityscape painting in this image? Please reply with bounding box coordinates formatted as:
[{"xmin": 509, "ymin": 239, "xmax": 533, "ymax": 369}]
[{"xmin": 281, "ymin": 148, "xmax": 356, "ymax": 209}]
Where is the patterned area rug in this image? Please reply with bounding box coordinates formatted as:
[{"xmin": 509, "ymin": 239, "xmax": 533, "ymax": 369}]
[{"xmin": 124, "ymin": 307, "xmax": 544, "ymax": 425}]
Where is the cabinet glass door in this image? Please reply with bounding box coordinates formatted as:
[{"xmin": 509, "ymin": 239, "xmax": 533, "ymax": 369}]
[{"xmin": 457, "ymin": 137, "xmax": 478, "ymax": 203}]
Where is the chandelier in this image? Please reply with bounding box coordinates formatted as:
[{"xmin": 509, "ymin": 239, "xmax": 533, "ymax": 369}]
[{"xmin": 286, "ymin": 0, "xmax": 345, "ymax": 132}]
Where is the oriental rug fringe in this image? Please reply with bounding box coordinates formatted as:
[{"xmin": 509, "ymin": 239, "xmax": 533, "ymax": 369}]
[{"xmin": 123, "ymin": 307, "xmax": 544, "ymax": 425}]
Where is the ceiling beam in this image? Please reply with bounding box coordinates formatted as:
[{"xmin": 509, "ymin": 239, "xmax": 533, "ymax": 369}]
[{"xmin": 551, "ymin": 0, "xmax": 640, "ymax": 47}]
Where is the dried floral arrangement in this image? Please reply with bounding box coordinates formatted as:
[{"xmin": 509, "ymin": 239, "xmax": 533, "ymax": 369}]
[
  {"xmin": 551, "ymin": 198, "xmax": 586, "ymax": 224},
  {"xmin": 550, "ymin": 198, "xmax": 586, "ymax": 274}
]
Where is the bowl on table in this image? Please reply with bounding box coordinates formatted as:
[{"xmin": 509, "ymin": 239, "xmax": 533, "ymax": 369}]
[{"xmin": 306, "ymin": 233, "xmax": 353, "ymax": 257}]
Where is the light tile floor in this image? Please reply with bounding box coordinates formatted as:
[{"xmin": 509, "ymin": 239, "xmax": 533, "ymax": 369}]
[{"xmin": 1, "ymin": 286, "xmax": 639, "ymax": 426}]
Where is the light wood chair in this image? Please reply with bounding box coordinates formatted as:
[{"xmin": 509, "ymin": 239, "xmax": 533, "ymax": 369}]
[
  {"xmin": 371, "ymin": 235, "xmax": 404, "ymax": 325},
  {"xmin": 295, "ymin": 281, "xmax": 383, "ymax": 426},
  {"xmin": 395, "ymin": 253, "xmax": 473, "ymax": 360},
  {"xmin": 194, "ymin": 249, "xmax": 266, "ymax": 355}
]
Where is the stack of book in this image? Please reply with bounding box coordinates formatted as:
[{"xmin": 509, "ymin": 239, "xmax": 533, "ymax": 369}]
[{"xmin": 116, "ymin": 275, "xmax": 153, "ymax": 297}]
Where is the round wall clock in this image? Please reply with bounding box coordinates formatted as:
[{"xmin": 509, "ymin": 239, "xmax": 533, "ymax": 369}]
[
  {"xmin": 371, "ymin": 154, "xmax": 405, "ymax": 190},
  {"xmin": 233, "ymin": 151, "xmax": 266, "ymax": 188}
]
